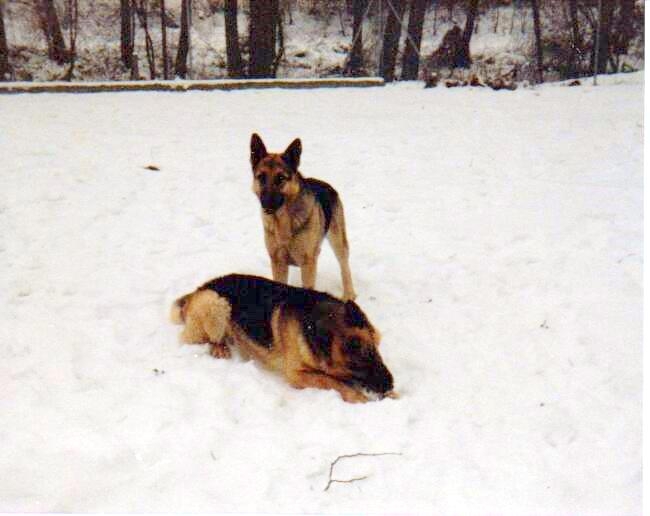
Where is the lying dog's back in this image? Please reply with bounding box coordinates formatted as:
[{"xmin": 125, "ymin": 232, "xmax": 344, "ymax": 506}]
[{"xmin": 199, "ymin": 273, "xmax": 338, "ymax": 349}]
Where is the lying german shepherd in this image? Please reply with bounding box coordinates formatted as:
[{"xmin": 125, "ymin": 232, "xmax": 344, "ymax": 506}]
[
  {"xmin": 170, "ymin": 274, "xmax": 395, "ymax": 403},
  {"xmin": 250, "ymin": 133, "xmax": 356, "ymax": 301}
]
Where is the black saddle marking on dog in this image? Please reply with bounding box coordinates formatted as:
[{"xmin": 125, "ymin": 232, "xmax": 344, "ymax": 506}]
[
  {"xmin": 302, "ymin": 177, "xmax": 339, "ymax": 233},
  {"xmin": 201, "ymin": 274, "xmax": 341, "ymax": 351}
]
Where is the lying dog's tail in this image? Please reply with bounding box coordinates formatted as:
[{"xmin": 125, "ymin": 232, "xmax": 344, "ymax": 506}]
[{"xmin": 170, "ymin": 292, "xmax": 193, "ymax": 324}]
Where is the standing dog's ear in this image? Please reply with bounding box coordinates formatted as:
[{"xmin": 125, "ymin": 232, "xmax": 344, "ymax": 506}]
[
  {"xmin": 250, "ymin": 133, "xmax": 268, "ymax": 170},
  {"xmin": 282, "ymin": 138, "xmax": 302, "ymax": 172}
]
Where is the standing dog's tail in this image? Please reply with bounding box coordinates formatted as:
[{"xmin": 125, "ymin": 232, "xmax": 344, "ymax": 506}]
[{"xmin": 170, "ymin": 292, "xmax": 193, "ymax": 324}]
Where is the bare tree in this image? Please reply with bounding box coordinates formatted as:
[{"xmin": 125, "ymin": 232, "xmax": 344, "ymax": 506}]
[
  {"xmin": 459, "ymin": 0, "xmax": 479, "ymax": 68},
  {"xmin": 272, "ymin": 9, "xmax": 284, "ymax": 76},
  {"xmin": 62, "ymin": 0, "xmax": 78, "ymax": 80},
  {"xmin": 567, "ymin": 0, "xmax": 581, "ymax": 77},
  {"xmin": 38, "ymin": 0, "xmax": 67, "ymax": 64},
  {"xmin": 531, "ymin": 0, "xmax": 542, "ymax": 82},
  {"xmin": 614, "ymin": 0, "xmax": 635, "ymax": 56},
  {"xmin": 401, "ymin": 0, "xmax": 427, "ymax": 80},
  {"xmin": 509, "ymin": 0, "xmax": 516, "ymax": 34},
  {"xmin": 0, "ymin": 0, "xmax": 11, "ymax": 80},
  {"xmin": 224, "ymin": 0, "xmax": 244, "ymax": 78},
  {"xmin": 160, "ymin": 0, "xmax": 169, "ymax": 79},
  {"xmin": 136, "ymin": 0, "xmax": 156, "ymax": 79},
  {"xmin": 380, "ymin": 0, "xmax": 406, "ymax": 82},
  {"xmin": 595, "ymin": 0, "xmax": 615, "ymax": 73},
  {"xmin": 120, "ymin": 0, "xmax": 134, "ymax": 68},
  {"xmin": 433, "ymin": 0, "xmax": 439, "ymax": 35},
  {"xmin": 175, "ymin": 0, "xmax": 190, "ymax": 78},
  {"xmin": 345, "ymin": 0, "xmax": 366, "ymax": 76},
  {"xmin": 248, "ymin": 0, "xmax": 279, "ymax": 78}
]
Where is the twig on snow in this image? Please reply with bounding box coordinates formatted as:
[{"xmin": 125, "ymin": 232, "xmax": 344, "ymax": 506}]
[
  {"xmin": 325, "ymin": 475, "xmax": 368, "ymax": 490},
  {"xmin": 324, "ymin": 452, "xmax": 402, "ymax": 491}
]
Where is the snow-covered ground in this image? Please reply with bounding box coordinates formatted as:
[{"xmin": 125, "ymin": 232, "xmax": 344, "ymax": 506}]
[{"xmin": 0, "ymin": 73, "xmax": 642, "ymax": 514}]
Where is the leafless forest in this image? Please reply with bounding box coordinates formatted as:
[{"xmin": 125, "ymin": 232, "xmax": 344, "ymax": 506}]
[{"xmin": 0, "ymin": 1, "xmax": 644, "ymax": 84}]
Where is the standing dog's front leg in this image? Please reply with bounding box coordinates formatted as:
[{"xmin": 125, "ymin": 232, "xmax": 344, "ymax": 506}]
[
  {"xmin": 271, "ymin": 253, "xmax": 289, "ymax": 284},
  {"xmin": 300, "ymin": 256, "xmax": 318, "ymax": 290},
  {"xmin": 265, "ymin": 228, "xmax": 289, "ymax": 284}
]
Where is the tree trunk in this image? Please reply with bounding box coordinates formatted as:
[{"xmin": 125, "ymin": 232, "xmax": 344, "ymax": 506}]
[
  {"xmin": 39, "ymin": 0, "xmax": 67, "ymax": 64},
  {"xmin": 380, "ymin": 0, "xmax": 406, "ymax": 82},
  {"xmin": 137, "ymin": 0, "xmax": 156, "ymax": 79},
  {"xmin": 224, "ymin": 0, "xmax": 244, "ymax": 78},
  {"xmin": 248, "ymin": 0, "xmax": 278, "ymax": 78},
  {"xmin": 175, "ymin": 0, "xmax": 190, "ymax": 78},
  {"xmin": 567, "ymin": 0, "xmax": 580, "ymax": 77},
  {"xmin": 433, "ymin": 0, "xmax": 438, "ymax": 35},
  {"xmin": 160, "ymin": 0, "xmax": 169, "ymax": 79},
  {"xmin": 531, "ymin": 0, "xmax": 543, "ymax": 83},
  {"xmin": 272, "ymin": 10, "xmax": 284, "ymax": 76},
  {"xmin": 0, "ymin": 0, "xmax": 11, "ymax": 80},
  {"xmin": 62, "ymin": 0, "xmax": 78, "ymax": 80},
  {"xmin": 120, "ymin": 0, "xmax": 134, "ymax": 68},
  {"xmin": 401, "ymin": 0, "xmax": 427, "ymax": 80},
  {"xmin": 459, "ymin": 0, "xmax": 478, "ymax": 68},
  {"xmin": 596, "ymin": 0, "xmax": 615, "ymax": 74},
  {"xmin": 614, "ymin": 0, "xmax": 635, "ymax": 56},
  {"xmin": 346, "ymin": 0, "xmax": 366, "ymax": 76}
]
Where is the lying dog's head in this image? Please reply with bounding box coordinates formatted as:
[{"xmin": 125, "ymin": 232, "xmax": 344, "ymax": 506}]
[
  {"xmin": 250, "ymin": 133, "xmax": 302, "ymax": 215},
  {"xmin": 304, "ymin": 299, "xmax": 394, "ymax": 397}
]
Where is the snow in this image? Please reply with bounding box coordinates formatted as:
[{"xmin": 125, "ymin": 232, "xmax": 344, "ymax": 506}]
[{"xmin": 0, "ymin": 72, "xmax": 642, "ymax": 514}]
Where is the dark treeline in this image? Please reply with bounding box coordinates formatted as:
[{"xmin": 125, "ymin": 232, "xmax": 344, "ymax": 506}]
[{"xmin": 0, "ymin": 0, "xmax": 643, "ymax": 83}]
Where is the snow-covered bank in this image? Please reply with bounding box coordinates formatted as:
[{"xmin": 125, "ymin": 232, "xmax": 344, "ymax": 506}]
[
  {"xmin": 0, "ymin": 73, "xmax": 642, "ymax": 514},
  {"xmin": 0, "ymin": 76, "xmax": 384, "ymax": 94}
]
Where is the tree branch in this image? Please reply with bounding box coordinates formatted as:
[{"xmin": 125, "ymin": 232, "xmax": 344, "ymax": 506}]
[{"xmin": 324, "ymin": 452, "xmax": 402, "ymax": 492}]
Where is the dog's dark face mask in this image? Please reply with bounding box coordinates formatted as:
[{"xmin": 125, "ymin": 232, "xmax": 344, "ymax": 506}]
[
  {"xmin": 343, "ymin": 337, "xmax": 394, "ymax": 395},
  {"xmin": 259, "ymin": 190, "xmax": 285, "ymax": 214},
  {"xmin": 250, "ymin": 133, "xmax": 302, "ymax": 215},
  {"xmin": 311, "ymin": 300, "xmax": 394, "ymax": 398}
]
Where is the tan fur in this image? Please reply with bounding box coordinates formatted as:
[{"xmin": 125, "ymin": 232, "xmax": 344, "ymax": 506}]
[
  {"xmin": 251, "ymin": 135, "xmax": 357, "ymax": 300},
  {"xmin": 170, "ymin": 293, "xmax": 191, "ymax": 325},
  {"xmin": 177, "ymin": 290, "xmax": 232, "ymax": 346},
  {"xmin": 171, "ymin": 287, "xmax": 392, "ymax": 403}
]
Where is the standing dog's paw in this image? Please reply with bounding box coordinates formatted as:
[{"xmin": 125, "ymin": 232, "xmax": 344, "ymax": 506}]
[
  {"xmin": 210, "ymin": 342, "xmax": 231, "ymax": 359},
  {"xmin": 342, "ymin": 291, "xmax": 357, "ymax": 302}
]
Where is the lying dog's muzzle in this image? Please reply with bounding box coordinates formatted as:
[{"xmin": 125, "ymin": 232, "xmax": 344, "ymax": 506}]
[
  {"xmin": 352, "ymin": 363, "xmax": 394, "ymax": 395},
  {"xmin": 260, "ymin": 191, "xmax": 285, "ymax": 214}
]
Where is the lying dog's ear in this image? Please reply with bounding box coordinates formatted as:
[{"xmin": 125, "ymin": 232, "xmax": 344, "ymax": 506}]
[
  {"xmin": 282, "ymin": 138, "xmax": 302, "ymax": 172},
  {"xmin": 302, "ymin": 301, "xmax": 337, "ymax": 361},
  {"xmin": 344, "ymin": 300, "xmax": 370, "ymax": 328},
  {"xmin": 250, "ymin": 133, "xmax": 268, "ymax": 169},
  {"xmin": 303, "ymin": 315, "xmax": 332, "ymax": 361}
]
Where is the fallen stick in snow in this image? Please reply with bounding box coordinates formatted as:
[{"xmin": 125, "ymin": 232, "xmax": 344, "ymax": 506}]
[{"xmin": 324, "ymin": 452, "xmax": 402, "ymax": 491}]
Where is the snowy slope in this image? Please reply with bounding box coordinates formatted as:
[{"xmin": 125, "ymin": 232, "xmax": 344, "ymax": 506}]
[{"xmin": 0, "ymin": 73, "xmax": 642, "ymax": 514}]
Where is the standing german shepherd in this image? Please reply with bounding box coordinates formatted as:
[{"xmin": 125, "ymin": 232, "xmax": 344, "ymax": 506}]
[
  {"xmin": 170, "ymin": 274, "xmax": 394, "ymax": 403},
  {"xmin": 249, "ymin": 133, "xmax": 356, "ymax": 301}
]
